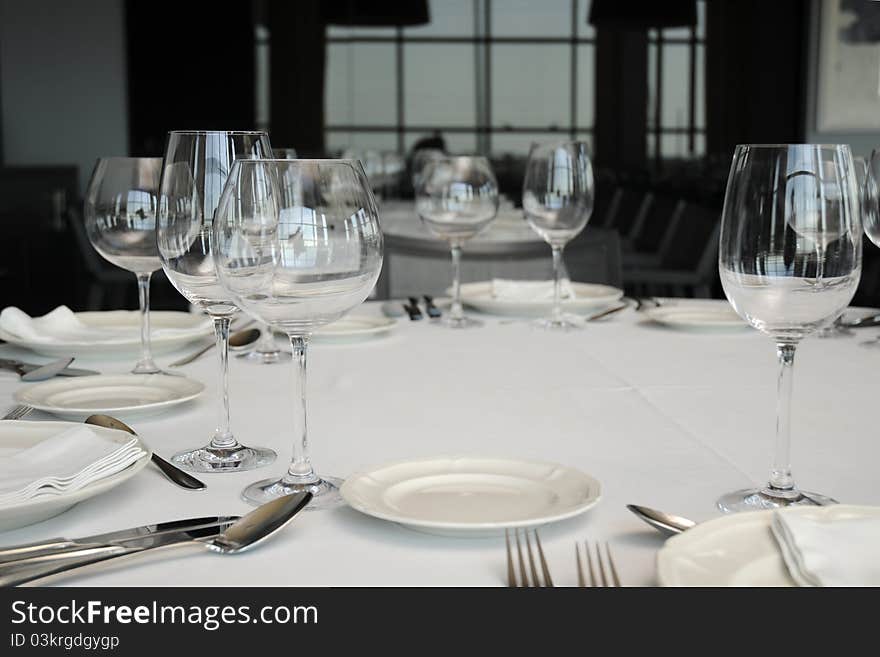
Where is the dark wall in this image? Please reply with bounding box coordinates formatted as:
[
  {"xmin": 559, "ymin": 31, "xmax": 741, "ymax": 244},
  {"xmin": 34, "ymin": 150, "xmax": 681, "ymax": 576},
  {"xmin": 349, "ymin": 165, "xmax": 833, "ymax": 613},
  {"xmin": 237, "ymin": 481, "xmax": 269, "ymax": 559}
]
[
  {"xmin": 705, "ymin": 0, "xmax": 809, "ymax": 158},
  {"xmin": 125, "ymin": 0, "xmax": 257, "ymax": 157}
]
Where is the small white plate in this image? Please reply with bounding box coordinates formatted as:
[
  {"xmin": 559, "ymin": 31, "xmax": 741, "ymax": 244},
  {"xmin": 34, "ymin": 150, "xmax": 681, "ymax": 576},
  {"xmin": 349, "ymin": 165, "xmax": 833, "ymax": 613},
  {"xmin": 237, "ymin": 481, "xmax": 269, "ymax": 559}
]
[
  {"xmin": 455, "ymin": 281, "xmax": 624, "ymax": 318},
  {"xmin": 312, "ymin": 315, "xmax": 396, "ymax": 342},
  {"xmin": 340, "ymin": 456, "xmax": 601, "ymax": 537},
  {"xmin": 14, "ymin": 374, "xmax": 205, "ymax": 421},
  {"xmin": 0, "ymin": 420, "xmax": 150, "ymax": 531},
  {"xmin": 0, "ymin": 310, "xmax": 213, "ymax": 358},
  {"xmin": 642, "ymin": 300, "xmax": 749, "ymax": 331},
  {"xmin": 656, "ymin": 505, "xmax": 880, "ymax": 586}
]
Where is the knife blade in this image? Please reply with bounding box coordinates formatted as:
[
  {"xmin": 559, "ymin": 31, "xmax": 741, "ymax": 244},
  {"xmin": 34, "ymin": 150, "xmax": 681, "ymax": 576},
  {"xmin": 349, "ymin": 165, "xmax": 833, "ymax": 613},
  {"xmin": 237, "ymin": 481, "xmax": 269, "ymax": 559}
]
[
  {"xmin": 20, "ymin": 357, "xmax": 74, "ymax": 382},
  {"xmin": 0, "ymin": 515, "xmax": 238, "ymax": 564},
  {"xmin": 0, "ymin": 359, "xmax": 99, "ymax": 377}
]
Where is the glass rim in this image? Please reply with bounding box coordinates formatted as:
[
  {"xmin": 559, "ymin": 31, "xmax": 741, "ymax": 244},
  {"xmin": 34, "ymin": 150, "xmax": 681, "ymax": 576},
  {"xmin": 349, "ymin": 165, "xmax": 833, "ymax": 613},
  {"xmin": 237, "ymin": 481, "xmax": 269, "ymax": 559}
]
[
  {"xmin": 233, "ymin": 157, "xmax": 360, "ymax": 165},
  {"xmin": 166, "ymin": 129, "xmax": 269, "ymax": 136},
  {"xmin": 734, "ymin": 143, "xmax": 853, "ymax": 150}
]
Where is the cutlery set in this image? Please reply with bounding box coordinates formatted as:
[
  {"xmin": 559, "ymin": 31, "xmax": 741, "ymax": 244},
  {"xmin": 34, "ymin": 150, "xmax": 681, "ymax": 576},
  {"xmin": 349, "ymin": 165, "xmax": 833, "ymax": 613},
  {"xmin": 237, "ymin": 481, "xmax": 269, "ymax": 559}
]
[
  {"xmin": 505, "ymin": 529, "xmax": 621, "ymax": 587},
  {"xmin": 402, "ymin": 296, "xmax": 442, "ymax": 321},
  {"xmin": 0, "ymin": 491, "xmax": 312, "ymax": 586},
  {"xmin": 0, "ymin": 358, "xmax": 99, "ymax": 380}
]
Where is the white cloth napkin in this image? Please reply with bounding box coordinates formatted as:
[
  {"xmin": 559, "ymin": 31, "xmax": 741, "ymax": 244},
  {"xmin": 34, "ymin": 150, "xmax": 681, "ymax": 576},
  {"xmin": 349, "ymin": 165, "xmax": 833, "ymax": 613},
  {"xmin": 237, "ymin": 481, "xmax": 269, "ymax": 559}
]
[
  {"xmin": 0, "ymin": 306, "xmax": 206, "ymax": 344},
  {"xmin": 490, "ymin": 278, "xmax": 575, "ymax": 301},
  {"xmin": 0, "ymin": 426, "xmax": 146, "ymax": 503},
  {"xmin": 771, "ymin": 510, "xmax": 880, "ymax": 586}
]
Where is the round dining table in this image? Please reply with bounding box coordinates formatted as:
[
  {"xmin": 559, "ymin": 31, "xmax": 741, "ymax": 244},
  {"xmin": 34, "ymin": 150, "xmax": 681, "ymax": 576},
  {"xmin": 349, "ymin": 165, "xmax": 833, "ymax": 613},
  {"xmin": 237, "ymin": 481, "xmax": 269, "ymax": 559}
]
[{"xmin": 1, "ymin": 300, "xmax": 878, "ymax": 587}]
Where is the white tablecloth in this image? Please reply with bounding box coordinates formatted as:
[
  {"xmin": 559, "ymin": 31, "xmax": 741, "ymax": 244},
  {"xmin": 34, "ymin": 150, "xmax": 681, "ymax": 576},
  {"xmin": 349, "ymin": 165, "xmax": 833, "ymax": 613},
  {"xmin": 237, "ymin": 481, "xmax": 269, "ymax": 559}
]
[{"xmin": 1, "ymin": 301, "xmax": 879, "ymax": 587}]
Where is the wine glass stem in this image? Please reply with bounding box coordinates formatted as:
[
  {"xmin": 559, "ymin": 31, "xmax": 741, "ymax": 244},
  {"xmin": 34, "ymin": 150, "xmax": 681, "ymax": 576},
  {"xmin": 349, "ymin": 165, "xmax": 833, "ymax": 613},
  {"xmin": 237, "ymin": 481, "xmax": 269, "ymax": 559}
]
[
  {"xmin": 256, "ymin": 322, "xmax": 277, "ymax": 353},
  {"xmin": 552, "ymin": 245, "xmax": 564, "ymax": 323},
  {"xmin": 770, "ymin": 342, "xmax": 797, "ymax": 491},
  {"xmin": 211, "ymin": 316, "xmax": 235, "ymax": 449},
  {"xmin": 132, "ymin": 272, "xmax": 158, "ymax": 373},
  {"xmin": 284, "ymin": 335, "xmax": 317, "ymax": 484},
  {"xmin": 450, "ymin": 244, "xmax": 464, "ymax": 321}
]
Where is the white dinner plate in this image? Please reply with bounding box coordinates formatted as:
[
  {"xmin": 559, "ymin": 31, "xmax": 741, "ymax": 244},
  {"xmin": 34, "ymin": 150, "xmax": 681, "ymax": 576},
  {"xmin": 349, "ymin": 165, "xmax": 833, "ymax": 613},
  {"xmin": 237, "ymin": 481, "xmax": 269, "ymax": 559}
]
[
  {"xmin": 656, "ymin": 505, "xmax": 880, "ymax": 586},
  {"xmin": 0, "ymin": 420, "xmax": 151, "ymax": 531},
  {"xmin": 0, "ymin": 310, "xmax": 213, "ymax": 358},
  {"xmin": 454, "ymin": 281, "xmax": 624, "ymax": 317},
  {"xmin": 14, "ymin": 374, "xmax": 205, "ymax": 421},
  {"xmin": 340, "ymin": 456, "xmax": 601, "ymax": 537},
  {"xmin": 312, "ymin": 315, "xmax": 396, "ymax": 342},
  {"xmin": 642, "ymin": 300, "xmax": 749, "ymax": 331}
]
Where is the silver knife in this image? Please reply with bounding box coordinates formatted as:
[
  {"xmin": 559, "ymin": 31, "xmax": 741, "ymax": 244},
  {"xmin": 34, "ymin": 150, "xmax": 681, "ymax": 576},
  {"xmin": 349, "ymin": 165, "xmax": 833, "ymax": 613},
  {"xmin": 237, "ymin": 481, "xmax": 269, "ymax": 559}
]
[
  {"xmin": 20, "ymin": 357, "xmax": 74, "ymax": 382},
  {"xmin": 0, "ymin": 358, "xmax": 99, "ymax": 377},
  {"xmin": 0, "ymin": 515, "xmax": 238, "ymax": 564}
]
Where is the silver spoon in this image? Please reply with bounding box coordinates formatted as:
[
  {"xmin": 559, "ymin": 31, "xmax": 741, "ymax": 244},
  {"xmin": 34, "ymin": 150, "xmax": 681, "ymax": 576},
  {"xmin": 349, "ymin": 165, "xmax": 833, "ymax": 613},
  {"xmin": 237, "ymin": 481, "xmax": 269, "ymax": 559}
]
[
  {"xmin": 0, "ymin": 491, "xmax": 312, "ymax": 586},
  {"xmin": 169, "ymin": 327, "xmax": 261, "ymax": 367},
  {"xmin": 626, "ymin": 504, "xmax": 696, "ymax": 536},
  {"xmin": 20, "ymin": 357, "xmax": 75, "ymax": 382},
  {"xmin": 84, "ymin": 414, "xmax": 206, "ymax": 491}
]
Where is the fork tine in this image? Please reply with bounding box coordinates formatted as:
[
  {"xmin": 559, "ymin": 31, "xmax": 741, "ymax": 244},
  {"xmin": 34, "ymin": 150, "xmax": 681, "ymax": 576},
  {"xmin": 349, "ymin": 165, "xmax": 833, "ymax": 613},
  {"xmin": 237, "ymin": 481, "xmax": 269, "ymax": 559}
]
[
  {"xmin": 3, "ymin": 405, "xmax": 30, "ymax": 421},
  {"xmin": 605, "ymin": 542, "xmax": 621, "ymax": 587},
  {"xmin": 533, "ymin": 531, "xmax": 553, "ymax": 587},
  {"xmin": 595, "ymin": 542, "xmax": 609, "ymax": 587},
  {"xmin": 514, "ymin": 529, "xmax": 529, "ymax": 587},
  {"xmin": 585, "ymin": 540, "xmax": 597, "ymax": 586},
  {"xmin": 524, "ymin": 530, "xmax": 540, "ymax": 586},
  {"xmin": 575, "ymin": 542, "xmax": 586, "ymax": 587},
  {"xmin": 505, "ymin": 529, "xmax": 517, "ymax": 587}
]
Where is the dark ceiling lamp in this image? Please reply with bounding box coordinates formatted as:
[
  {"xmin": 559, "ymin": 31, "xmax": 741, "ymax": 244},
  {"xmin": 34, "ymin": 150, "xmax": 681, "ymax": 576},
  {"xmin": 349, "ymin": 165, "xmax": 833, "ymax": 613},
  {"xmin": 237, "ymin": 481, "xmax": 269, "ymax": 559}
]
[
  {"xmin": 322, "ymin": 0, "xmax": 429, "ymax": 27},
  {"xmin": 588, "ymin": 0, "xmax": 696, "ymax": 29}
]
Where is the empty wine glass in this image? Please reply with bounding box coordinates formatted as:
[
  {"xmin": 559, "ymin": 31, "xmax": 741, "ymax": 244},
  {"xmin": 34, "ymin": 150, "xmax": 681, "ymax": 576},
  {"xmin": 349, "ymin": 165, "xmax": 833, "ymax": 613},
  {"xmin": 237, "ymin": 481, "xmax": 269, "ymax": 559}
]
[
  {"xmin": 240, "ymin": 147, "xmax": 298, "ymax": 364},
  {"xmin": 818, "ymin": 155, "xmax": 872, "ymax": 338},
  {"xmin": 213, "ymin": 158, "xmax": 383, "ymax": 508},
  {"xmin": 416, "ymin": 156, "xmax": 499, "ymax": 328},
  {"xmin": 84, "ymin": 157, "xmax": 168, "ymax": 374},
  {"xmin": 522, "ymin": 141, "xmax": 595, "ymax": 330},
  {"xmin": 157, "ymin": 130, "xmax": 276, "ymax": 473},
  {"xmin": 864, "ymin": 149, "xmax": 880, "ymax": 246},
  {"xmin": 718, "ymin": 144, "xmax": 862, "ymax": 512}
]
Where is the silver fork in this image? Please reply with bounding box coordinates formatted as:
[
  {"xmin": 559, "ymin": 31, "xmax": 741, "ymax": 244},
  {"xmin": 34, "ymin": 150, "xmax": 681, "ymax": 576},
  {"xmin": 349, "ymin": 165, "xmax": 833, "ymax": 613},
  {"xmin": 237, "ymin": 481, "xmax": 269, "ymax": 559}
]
[
  {"xmin": 505, "ymin": 529, "xmax": 553, "ymax": 587},
  {"xmin": 2, "ymin": 405, "xmax": 33, "ymax": 421},
  {"xmin": 575, "ymin": 541, "xmax": 621, "ymax": 587}
]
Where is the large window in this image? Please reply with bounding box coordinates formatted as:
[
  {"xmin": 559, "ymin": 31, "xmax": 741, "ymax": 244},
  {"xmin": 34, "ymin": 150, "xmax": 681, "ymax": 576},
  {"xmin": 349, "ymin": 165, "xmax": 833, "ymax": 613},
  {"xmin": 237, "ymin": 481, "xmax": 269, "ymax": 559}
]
[{"xmin": 258, "ymin": 0, "xmax": 706, "ymax": 161}]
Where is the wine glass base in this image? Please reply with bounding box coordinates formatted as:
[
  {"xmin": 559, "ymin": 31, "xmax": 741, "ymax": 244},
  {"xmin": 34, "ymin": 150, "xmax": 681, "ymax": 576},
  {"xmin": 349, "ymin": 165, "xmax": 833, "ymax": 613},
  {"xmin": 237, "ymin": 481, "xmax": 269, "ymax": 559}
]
[
  {"xmin": 717, "ymin": 486, "xmax": 837, "ymax": 513},
  {"xmin": 443, "ymin": 316, "xmax": 483, "ymax": 329},
  {"xmin": 240, "ymin": 349, "xmax": 293, "ymax": 364},
  {"xmin": 242, "ymin": 474, "xmax": 344, "ymax": 509},
  {"xmin": 172, "ymin": 444, "xmax": 276, "ymax": 473},
  {"xmin": 130, "ymin": 367, "xmax": 184, "ymax": 377},
  {"xmin": 532, "ymin": 314, "xmax": 585, "ymax": 331}
]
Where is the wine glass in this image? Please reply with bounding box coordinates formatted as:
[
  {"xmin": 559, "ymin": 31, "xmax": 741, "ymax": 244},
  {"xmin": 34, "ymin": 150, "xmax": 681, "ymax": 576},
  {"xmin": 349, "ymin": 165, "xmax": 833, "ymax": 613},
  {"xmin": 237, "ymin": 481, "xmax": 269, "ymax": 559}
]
[
  {"xmin": 718, "ymin": 144, "xmax": 862, "ymax": 512},
  {"xmin": 864, "ymin": 149, "xmax": 880, "ymax": 246},
  {"xmin": 213, "ymin": 158, "xmax": 383, "ymax": 508},
  {"xmin": 239, "ymin": 147, "xmax": 299, "ymax": 364},
  {"xmin": 522, "ymin": 141, "xmax": 595, "ymax": 330},
  {"xmin": 415, "ymin": 156, "xmax": 499, "ymax": 328},
  {"xmin": 817, "ymin": 155, "xmax": 872, "ymax": 338},
  {"xmin": 156, "ymin": 130, "xmax": 277, "ymax": 473},
  {"xmin": 84, "ymin": 157, "xmax": 169, "ymax": 374}
]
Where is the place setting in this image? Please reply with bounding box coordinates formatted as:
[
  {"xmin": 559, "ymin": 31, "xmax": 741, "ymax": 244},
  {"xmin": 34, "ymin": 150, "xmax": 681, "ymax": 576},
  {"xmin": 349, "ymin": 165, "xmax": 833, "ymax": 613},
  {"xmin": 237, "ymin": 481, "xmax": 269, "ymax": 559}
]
[{"xmin": 1, "ymin": 128, "xmax": 879, "ymax": 592}]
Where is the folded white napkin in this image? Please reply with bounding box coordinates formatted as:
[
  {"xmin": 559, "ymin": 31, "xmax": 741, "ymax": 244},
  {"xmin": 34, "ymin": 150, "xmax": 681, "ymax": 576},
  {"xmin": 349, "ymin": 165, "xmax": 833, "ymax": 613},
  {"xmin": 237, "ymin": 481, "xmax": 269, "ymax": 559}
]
[
  {"xmin": 491, "ymin": 278, "xmax": 575, "ymax": 301},
  {"xmin": 0, "ymin": 426, "xmax": 146, "ymax": 504},
  {"xmin": 0, "ymin": 306, "xmax": 206, "ymax": 344},
  {"xmin": 771, "ymin": 510, "xmax": 880, "ymax": 586}
]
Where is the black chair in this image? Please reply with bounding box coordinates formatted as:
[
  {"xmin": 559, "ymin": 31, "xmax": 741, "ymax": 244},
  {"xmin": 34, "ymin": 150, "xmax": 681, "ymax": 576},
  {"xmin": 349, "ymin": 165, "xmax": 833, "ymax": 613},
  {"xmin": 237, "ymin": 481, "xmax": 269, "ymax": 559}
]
[
  {"xmin": 0, "ymin": 166, "xmax": 83, "ymax": 314},
  {"xmin": 623, "ymin": 202, "xmax": 721, "ymax": 298}
]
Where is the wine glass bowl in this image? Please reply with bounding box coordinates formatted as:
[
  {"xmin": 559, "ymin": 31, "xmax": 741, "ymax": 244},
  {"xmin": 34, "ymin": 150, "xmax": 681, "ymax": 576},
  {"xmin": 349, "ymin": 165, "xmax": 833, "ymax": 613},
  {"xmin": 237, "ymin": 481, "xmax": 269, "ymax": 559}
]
[
  {"xmin": 415, "ymin": 156, "xmax": 499, "ymax": 328},
  {"xmin": 156, "ymin": 130, "xmax": 276, "ymax": 473},
  {"xmin": 522, "ymin": 141, "xmax": 595, "ymax": 330},
  {"xmin": 84, "ymin": 157, "xmax": 165, "ymax": 374},
  {"xmin": 718, "ymin": 144, "xmax": 862, "ymax": 512},
  {"xmin": 213, "ymin": 158, "xmax": 384, "ymax": 508}
]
